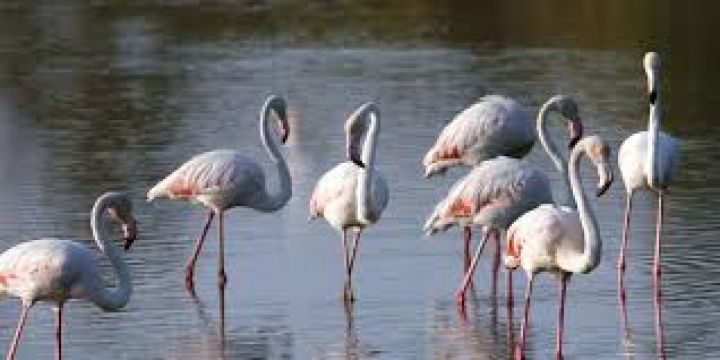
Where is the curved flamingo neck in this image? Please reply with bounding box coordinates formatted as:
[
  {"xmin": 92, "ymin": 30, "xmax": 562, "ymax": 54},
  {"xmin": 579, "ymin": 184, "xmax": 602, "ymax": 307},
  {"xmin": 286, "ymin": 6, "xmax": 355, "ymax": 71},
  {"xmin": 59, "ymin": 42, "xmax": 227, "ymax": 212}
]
[
  {"xmin": 89, "ymin": 195, "xmax": 132, "ymax": 311},
  {"xmin": 355, "ymin": 103, "xmax": 380, "ymax": 224},
  {"xmin": 256, "ymin": 97, "xmax": 292, "ymax": 212},
  {"xmin": 645, "ymin": 69, "xmax": 661, "ymax": 189},
  {"xmin": 537, "ymin": 98, "xmax": 574, "ymax": 208},
  {"xmin": 562, "ymin": 141, "xmax": 602, "ymax": 274}
]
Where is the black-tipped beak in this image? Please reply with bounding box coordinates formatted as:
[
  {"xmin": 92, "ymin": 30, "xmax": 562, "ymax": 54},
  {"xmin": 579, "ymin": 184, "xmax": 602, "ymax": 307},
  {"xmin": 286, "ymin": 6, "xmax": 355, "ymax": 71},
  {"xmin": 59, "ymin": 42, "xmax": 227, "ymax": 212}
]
[
  {"xmin": 281, "ymin": 128, "xmax": 289, "ymax": 144},
  {"xmin": 122, "ymin": 219, "xmax": 137, "ymax": 251},
  {"xmin": 351, "ymin": 156, "xmax": 366, "ymax": 168},
  {"xmin": 596, "ymin": 177, "xmax": 612, "ymax": 197},
  {"xmin": 649, "ymin": 90, "xmax": 657, "ymax": 105},
  {"xmin": 568, "ymin": 120, "xmax": 583, "ymax": 149}
]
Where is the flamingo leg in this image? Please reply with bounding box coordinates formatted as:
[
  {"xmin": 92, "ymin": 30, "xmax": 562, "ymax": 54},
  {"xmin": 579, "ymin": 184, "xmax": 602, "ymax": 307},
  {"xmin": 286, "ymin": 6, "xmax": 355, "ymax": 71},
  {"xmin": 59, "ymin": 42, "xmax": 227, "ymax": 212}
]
[
  {"xmin": 556, "ymin": 273, "xmax": 569, "ymax": 360},
  {"xmin": 653, "ymin": 194, "xmax": 666, "ymax": 359},
  {"xmin": 491, "ymin": 230, "xmax": 501, "ymax": 301},
  {"xmin": 515, "ymin": 275, "xmax": 534, "ymax": 360},
  {"xmin": 6, "ymin": 303, "xmax": 31, "ymax": 360},
  {"xmin": 217, "ymin": 210, "xmax": 226, "ymax": 338},
  {"xmin": 617, "ymin": 192, "xmax": 633, "ymax": 336},
  {"xmin": 341, "ymin": 228, "xmax": 352, "ymax": 301},
  {"xmin": 54, "ymin": 304, "xmax": 64, "ymax": 360},
  {"xmin": 345, "ymin": 228, "xmax": 362, "ymax": 302},
  {"xmin": 185, "ymin": 211, "xmax": 215, "ymax": 291},
  {"xmin": 455, "ymin": 228, "xmax": 490, "ymax": 305},
  {"xmin": 463, "ymin": 226, "xmax": 472, "ymax": 272},
  {"xmin": 507, "ymin": 269, "xmax": 514, "ymax": 356}
]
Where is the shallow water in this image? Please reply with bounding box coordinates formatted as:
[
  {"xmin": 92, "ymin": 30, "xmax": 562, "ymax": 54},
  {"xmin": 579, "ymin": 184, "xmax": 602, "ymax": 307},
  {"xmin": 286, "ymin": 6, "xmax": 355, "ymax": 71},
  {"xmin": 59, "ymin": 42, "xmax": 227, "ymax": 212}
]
[{"xmin": 0, "ymin": 1, "xmax": 719, "ymax": 359}]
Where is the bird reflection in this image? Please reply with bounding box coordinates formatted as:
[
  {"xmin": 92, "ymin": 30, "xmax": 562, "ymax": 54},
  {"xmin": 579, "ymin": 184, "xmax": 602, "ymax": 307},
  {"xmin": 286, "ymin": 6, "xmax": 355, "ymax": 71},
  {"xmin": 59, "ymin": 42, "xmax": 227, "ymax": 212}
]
[
  {"xmin": 431, "ymin": 300, "xmax": 508, "ymax": 359},
  {"xmin": 342, "ymin": 301, "xmax": 362, "ymax": 360},
  {"xmin": 189, "ymin": 287, "xmax": 226, "ymax": 353}
]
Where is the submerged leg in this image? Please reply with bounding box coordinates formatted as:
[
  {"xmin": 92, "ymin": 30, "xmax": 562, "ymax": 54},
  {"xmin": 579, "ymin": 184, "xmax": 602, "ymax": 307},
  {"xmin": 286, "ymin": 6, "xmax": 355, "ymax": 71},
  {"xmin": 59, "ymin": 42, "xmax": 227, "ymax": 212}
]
[
  {"xmin": 185, "ymin": 211, "xmax": 215, "ymax": 291},
  {"xmin": 455, "ymin": 228, "xmax": 490, "ymax": 305},
  {"xmin": 617, "ymin": 192, "xmax": 633, "ymax": 335},
  {"xmin": 515, "ymin": 275, "xmax": 534, "ymax": 360},
  {"xmin": 6, "ymin": 303, "xmax": 31, "ymax": 360},
  {"xmin": 653, "ymin": 194, "xmax": 666, "ymax": 359},
  {"xmin": 556, "ymin": 273, "xmax": 569, "ymax": 360}
]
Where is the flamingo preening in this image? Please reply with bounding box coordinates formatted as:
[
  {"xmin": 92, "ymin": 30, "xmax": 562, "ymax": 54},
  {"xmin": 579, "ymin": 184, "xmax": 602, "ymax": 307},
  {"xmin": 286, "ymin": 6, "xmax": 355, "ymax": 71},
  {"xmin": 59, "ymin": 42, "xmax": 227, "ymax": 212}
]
[
  {"xmin": 309, "ymin": 102, "xmax": 389, "ymax": 302},
  {"xmin": 0, "ymin": 192, "xmax": 137, "ymax": 360},
  {"xmin": 505, "ymin": 135, "xmax": 613, "ymax": 360},
  {"xmin": 423, "ymin": 95, "xmax": 584, "ymax": 305},
  {"xmin": 617, "ymin": 52, "xmax": 680, "ymax": 358},
  {"xmin": 147, "ymin": 95, "xmax": 292, "ymax": 293}
]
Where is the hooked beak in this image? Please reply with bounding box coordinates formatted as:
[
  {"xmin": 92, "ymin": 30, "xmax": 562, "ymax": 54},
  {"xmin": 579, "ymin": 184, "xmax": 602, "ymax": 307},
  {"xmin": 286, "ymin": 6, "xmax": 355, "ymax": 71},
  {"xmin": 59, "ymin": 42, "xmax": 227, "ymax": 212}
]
[
  {"xmin": 568, "ymin": 119, "xmax": 583, "ymax": 149},
  {"xmin": 595, "ymin": 162, "xmax": 614, "ymax": 197},
  {"xmin": 122, "ymin": 217, "xmax": 138, "ymax": 251},
  {"xmin": 649, "ymin": 90, "xmax": 657, "ymax": 105}
]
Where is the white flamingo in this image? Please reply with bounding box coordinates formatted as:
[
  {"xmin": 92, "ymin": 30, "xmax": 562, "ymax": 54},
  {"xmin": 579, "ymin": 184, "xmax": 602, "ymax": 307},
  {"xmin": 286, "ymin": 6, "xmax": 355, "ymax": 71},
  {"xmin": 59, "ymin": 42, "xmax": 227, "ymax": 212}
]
[
  {"xmin": 0, "ymin": 192, "xmax": 137, "ymax": 360},
  {"xmin": 423, "ymin": 95, "xmax": 584, "ymax": 304},
  {"xmin": 147, "ymin": 95, "xmax": 292, "ymax": 291},
  {"xmin": 309, "ymin": 102, "xmax": 389, "ymax": 302},
  {"xmin": 617, "ymin": 52, "xmax": 680, "ymax": 358},
  {"xmin": 504, "ymin": 135, "xmax": 613, "ymax": 360}
]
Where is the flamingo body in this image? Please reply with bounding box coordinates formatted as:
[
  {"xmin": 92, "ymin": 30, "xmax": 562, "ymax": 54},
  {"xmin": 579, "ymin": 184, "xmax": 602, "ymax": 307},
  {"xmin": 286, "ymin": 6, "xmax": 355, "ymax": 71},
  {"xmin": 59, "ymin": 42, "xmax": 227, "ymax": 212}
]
[
  {"xmin": 618, "ymin": 130, "xmax": 679, "ymax": 192},
  {"xmin": 148, "ymin": 149, "xmax": 271, "ymax": 212},
  {"xmin": 422, "ymin": 95, "xmax": 534, "ymax": 177},
  {"xmin": 309, "ymin": 161, "xmax": 388, "ymax": 232}
]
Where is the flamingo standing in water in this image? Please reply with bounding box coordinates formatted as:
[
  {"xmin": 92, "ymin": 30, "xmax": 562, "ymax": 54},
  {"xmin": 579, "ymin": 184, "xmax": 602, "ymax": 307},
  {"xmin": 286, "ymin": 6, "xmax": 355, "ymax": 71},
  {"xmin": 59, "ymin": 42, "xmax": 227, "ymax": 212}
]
[
  {"xmin": 309, "ymin": 102, "xmax": 389, "ymax": 302},
  {"xmin": 617, "ymin": 52, "xmax": 680, "ymax": 358},
  {"xmin": 422, "ymin": 95, "xmax": 583, "ymax": 276},
  {"xmin": 505, "ymin": 135, "xmax": 613, "ymax": 360},
  {"xmin": 147, "ymin": 95, "xmax": 292, "ymax": 292},
  {"xmin": 0, "ymin": 192, "xmax": 137, "ymax": 360},
  {"xmin": 423, "ymin": 95, "xmax": 584, "ymax": 304}
]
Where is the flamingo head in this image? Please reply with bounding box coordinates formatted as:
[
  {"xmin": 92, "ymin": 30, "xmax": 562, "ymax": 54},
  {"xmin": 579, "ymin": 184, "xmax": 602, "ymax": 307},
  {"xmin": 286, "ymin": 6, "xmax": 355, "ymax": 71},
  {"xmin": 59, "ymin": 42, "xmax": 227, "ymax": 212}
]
[
  {"xmin": 580, "ymin": 135, "xmax": 614, "ymax": 197},
  {"xmin": 550, "ymin": 95, "xmax": 583, "ymax": 149},
  {"xmin": 106, "ymin": 195, "xmax": 138, "ymax": 250},
  {"xmin": 345, "ymin": 102, "xmax": 379, "ymax": 168},
  {"xmin": 644, "ymin": 52, "xmax": 661, "ymax": 105}
]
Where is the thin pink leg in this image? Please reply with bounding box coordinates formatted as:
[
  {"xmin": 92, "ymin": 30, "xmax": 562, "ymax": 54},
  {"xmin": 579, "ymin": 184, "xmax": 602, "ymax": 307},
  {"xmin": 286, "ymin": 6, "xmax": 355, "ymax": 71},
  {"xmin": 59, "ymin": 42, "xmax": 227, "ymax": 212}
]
[
  {"xmin": 463, "ymin": 226, "xmax": 472, "ymax": 272},
  {"xmin": 344, "ymin": 228, "xmax": 362, "ymax": 302},
  {"xmin": 507, "ymin": 269, "xmax": 514, "ymax": 357},
  {"xmin": 653, "ymin": 194, "xmax": 666, "ymax": 359},
  {"xmin": 556, "ymin": 273, "xmax": 569, "ymax": 360},
  {"xmin": 185, "ymin": 211, "xmax": 215, "ymax": 291},
  {"xmin": 6, "ymin": 303, "xmax": 31, "ymax": 360},
  {"xmin": 515, "ymin": 275, "xmax": 534, "ymax": 360},
  {"xmin": 341, "ymin": 228, "xmax": 352, "ymax": 302},
  {"xmin": 455, "ymin": 228, "xmax": 490, "ymax": 305},
  {"xmin": 617, "ymin": 193, "xmax": 633, "ymax": 337}
]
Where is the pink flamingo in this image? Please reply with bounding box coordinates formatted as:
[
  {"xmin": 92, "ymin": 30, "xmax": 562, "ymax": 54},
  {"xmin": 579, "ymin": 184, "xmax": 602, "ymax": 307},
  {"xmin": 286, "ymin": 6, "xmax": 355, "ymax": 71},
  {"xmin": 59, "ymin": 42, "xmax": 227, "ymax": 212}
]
[
  {"xmin": 504, "ymin": 135, "xmax": 613, "ymax": 360},
  {"xmin": 147, "ymin": 95, "xmax": 292, "ymax": 292},
  {"xmin": 422, "ymin": 95, "xmax": 583, "ymax": 276},
  {"xmin": 617, "ymin": 52, "xmax": 680, "ymax": 358},
  {"xmin": 423, "ymin": 95, "xmax": 584, "ymax": 304},
  {"xmin": 0, "ymin": 192, "xmax": 137, "ymax": 360},
  {"xmin": 309, "ymin": 102, "xmax": 389, "ymax": 302}
]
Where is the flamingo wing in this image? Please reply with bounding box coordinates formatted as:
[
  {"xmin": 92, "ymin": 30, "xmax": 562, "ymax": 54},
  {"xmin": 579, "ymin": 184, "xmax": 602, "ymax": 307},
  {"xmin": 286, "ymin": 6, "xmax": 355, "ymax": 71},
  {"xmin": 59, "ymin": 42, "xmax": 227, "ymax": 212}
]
[
  {"xmin": 422, "ymin": 96, "xmax": 533, "ymax": 177},
  {"xmin": 309, "ymin": 162, "xmax": 358, "ymax": 219}
]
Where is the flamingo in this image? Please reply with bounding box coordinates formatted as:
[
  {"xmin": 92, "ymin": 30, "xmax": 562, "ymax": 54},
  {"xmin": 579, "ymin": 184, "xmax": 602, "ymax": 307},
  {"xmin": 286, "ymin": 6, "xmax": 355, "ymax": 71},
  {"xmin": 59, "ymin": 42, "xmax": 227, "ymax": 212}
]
[
  {"xmin": 422, "ymin": 95, "xmax": 583, "ymax": 275},
  {"xmin": 309, "ymin": 102, "xmax": 389, "ymax": 302},
  {"xmin": 617, "ymin": 52, "xmax": 680, "ymax": 357},
  {"xmin": 504, "ymin": 135, "xmax": 613, "ymax": 360},
  {"xmin": 423, "ymin": 95, "xmax": 584, "ymax": 305},
  {"xmin": 147, "ymin": 95, "xmax": 292, "ymax": 292},
  {"xmin": 0, "ymin": 192, "xmax": 137, "ymax": 360}
]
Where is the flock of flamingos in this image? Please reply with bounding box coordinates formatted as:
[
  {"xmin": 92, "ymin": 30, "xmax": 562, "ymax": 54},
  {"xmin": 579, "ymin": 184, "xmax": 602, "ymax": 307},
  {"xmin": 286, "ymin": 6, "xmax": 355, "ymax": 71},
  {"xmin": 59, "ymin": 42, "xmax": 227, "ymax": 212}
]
[{"xmin": 0, "ymin": 51, "xmax": 678, "ymax": 359}]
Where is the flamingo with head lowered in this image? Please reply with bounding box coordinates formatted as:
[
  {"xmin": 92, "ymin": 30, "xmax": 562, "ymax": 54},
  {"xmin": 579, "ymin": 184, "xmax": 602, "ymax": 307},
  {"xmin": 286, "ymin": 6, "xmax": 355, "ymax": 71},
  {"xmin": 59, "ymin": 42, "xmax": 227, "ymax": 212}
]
[
  {"xmin": 422, "ymin": 95, "xmax": 583, "ymax": 277},
  {"xmin": 0, "ymin": 192, "xmax": 137, "ymax": 360},
  {"xmin": 147, "ymin": 95, "xmax": 292, "ymax": 292},
  {"xmin": 309, "ymin": 102, "xmax": 389, "ymax": 302},
  {"xmin": 504, "ymin": 135, "xmax": 613, "ymax": 360},
  {"xmin": 617, "ymin": 52, "xmax": 680, "ymax": 357},
  {"xmin": 423, "ymin": 95, "xmax": 584, "ymax": 305}
]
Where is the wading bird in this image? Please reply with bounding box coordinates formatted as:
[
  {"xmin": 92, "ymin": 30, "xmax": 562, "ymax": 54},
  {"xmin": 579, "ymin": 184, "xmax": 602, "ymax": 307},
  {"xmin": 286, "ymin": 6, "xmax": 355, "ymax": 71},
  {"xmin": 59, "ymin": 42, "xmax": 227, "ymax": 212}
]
[
  {"xmin": 309, "ymin": 102, "xmax": 388, "ymax": 302},
  {"xmin": 505, "ymin": 136, "xmax": 613, "ymax": 360},
  {"xmin": 617, "ymin": 52, "xmax": 680, "ymax": 358},
  {"xmin": 0, "ymin": 192, "xmax": 137, "ymax": 360},
  {"xmin": 147, "ymin": 95, "xmax": 292, "ymax": 292},
  {"xmin": 423, "ymin": 95, "xmax": 584, "ymax": 304},
  {"xmin": 423, "ymin": 95, "xmax": 582, "ymax": 277}
]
